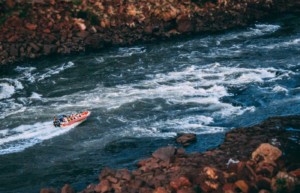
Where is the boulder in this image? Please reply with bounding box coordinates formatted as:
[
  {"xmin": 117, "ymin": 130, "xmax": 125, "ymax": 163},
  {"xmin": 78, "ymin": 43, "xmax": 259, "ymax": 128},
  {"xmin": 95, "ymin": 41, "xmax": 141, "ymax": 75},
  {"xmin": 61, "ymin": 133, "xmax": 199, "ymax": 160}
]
[
  {"xmin": 25, "ymin": 23, "xmax": 38, "ymax": 31},
  {"xmin": 252, "ymin": 143, "xmax": 282, "ymax": 163},
  {"xmin": 271, "ymin": 171, "xmax": 297, "ymax": 193},
  {"xmin": 176, "ymin": 15, "xmax": 193, "ymax": 33},
  {"xmin": 154, "ymin": 187, "xmax": 169, "ymax": 193},
  {"xmin": 208, "ymin": 167, "xmax": 220, "ymax": 180},
  {"xmin": 289, "ymin": 168, "xmax": 300, "ymax": 178},
  {"xmin": 176, "ymin": 133, "xmax": 196, "ymax": 147},
  {"xmin": 235, "ymin": 180, "xmax": 249, "ymax": 193},
  {"xmin": 170, "ymin": 176, "xmax": 192, "ymax": 190},
  {"xmin": 40, "ymin": 188, "xmax": 58, "ymax": 193},
  {"xmin": 61, "ymin": 184, "xmax": 75, "ymax": 193},
  {"xmin": 94, "ymin": 179, "xmax": 111, "ymax": 193},
  {"xmin": 152, "ymin": 146, "xmax": 176, "ymax": 162}
]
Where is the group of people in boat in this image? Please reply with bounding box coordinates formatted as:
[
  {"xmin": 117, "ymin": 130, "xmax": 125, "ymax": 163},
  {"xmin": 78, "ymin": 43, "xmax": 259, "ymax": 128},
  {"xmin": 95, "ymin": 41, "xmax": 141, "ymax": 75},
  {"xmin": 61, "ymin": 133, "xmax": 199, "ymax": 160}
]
[{"xmin": 53, "ymin": 113, "xmax": 83, "ymax": 127}]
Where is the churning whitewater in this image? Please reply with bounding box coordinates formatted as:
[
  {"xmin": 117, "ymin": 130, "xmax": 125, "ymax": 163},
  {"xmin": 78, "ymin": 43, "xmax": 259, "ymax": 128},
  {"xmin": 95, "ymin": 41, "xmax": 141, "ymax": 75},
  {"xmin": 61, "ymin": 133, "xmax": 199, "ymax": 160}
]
[
  {"xmin": 0, "ymin": 23, "xmax": 299, "ymax": 155},
  {"xmin": 0, "ymin": 16, "xmax": 300, "ymax": 193}
]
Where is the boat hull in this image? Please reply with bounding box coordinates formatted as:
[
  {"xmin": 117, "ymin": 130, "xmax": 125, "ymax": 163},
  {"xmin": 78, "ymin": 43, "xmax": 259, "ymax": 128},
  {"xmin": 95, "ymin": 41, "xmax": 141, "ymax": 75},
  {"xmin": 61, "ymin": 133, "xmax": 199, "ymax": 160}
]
[{"xmin": 60, "ymin": 111, "xmax": 91, "ymax": 128}]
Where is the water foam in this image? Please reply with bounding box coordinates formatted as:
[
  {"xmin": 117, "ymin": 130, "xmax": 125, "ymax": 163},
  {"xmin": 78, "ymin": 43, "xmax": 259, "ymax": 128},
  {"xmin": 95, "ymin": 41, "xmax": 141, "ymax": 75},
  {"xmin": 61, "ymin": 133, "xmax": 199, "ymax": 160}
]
[
  {"xmin": 30, "ymin": 92, "xmax": 43, "ymax": 100},
  {"xmin": 0, "ymin": 121, "xmax": 75, "ymax": 155},
  {"xmin": 0, "ymin": 83, "xmax": 15, "ymax": 100},
  {"xmin": 272, "ymin": 85, "xmax": 288, "ymax": 93},
  {"xmin": 221, "ymin": 24, "xmax": 280, "ymax": 41},
  {"xmin": 36, "ymin": 61, "xmax": 75, "ymax": 82},
  {"xmin": 14, "ymin": 61, "xmax": 74, "ymax": 83},
  {"xmin": 45, "ymin": 63, "xmax": 288, "ymax": 120}
]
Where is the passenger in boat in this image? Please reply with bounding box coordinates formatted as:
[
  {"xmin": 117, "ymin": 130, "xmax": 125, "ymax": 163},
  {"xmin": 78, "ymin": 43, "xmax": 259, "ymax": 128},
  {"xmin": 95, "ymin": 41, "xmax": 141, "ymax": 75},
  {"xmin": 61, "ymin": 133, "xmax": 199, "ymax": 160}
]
[{"xmin": 53, "ymin": 116, "xmax": 61, "ymax": 127}]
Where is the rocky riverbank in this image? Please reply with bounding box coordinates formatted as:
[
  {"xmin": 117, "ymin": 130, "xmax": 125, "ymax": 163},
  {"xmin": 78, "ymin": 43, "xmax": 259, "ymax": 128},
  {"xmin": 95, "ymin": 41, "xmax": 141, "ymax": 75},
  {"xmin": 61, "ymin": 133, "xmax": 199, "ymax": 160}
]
[
  {"xmin": 1, "ymin": 0, "xmax": 300, "ymax": 65},
  {"xmin": 40, "ymin": 115, "xmax": 300, "ymax": 193}
]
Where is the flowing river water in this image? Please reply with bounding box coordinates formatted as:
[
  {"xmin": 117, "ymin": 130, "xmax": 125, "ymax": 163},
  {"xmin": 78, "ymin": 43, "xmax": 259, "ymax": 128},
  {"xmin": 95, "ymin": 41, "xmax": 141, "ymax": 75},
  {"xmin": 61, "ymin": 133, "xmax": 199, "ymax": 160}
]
[{"xmin": 0, "ymin": 14, "xmax": 300, "ymax": 192}]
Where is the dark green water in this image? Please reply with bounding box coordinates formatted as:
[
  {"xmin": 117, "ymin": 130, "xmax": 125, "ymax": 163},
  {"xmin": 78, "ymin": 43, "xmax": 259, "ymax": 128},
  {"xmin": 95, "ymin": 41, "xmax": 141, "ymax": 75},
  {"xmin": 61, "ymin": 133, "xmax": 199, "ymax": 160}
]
[{"xmin": 0, "ymin": 14, "xmax": 300, "ymax": 192}]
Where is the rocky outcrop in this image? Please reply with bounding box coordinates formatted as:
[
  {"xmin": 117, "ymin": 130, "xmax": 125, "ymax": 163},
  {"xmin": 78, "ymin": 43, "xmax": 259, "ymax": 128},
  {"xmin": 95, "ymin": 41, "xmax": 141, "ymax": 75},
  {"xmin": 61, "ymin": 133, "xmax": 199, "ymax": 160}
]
[
  {"xmin": 1, "ymin": 0, "xmax": 300, "ymax": 65},
  {"xmin": 41, "ymin": 115, "xmax": 300, "ymax": 193},
  {"xmin": 176, "ymin": 133, "xmax": 197, "ymax": 146}
]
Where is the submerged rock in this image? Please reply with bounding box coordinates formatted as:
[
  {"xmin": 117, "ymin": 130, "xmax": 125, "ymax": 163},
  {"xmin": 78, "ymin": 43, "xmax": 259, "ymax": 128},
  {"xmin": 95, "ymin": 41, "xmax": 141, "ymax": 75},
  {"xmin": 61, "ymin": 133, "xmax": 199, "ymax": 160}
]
[{"xmin": 176, "ymin": 133, "xmax": 197, "ymax": 147}]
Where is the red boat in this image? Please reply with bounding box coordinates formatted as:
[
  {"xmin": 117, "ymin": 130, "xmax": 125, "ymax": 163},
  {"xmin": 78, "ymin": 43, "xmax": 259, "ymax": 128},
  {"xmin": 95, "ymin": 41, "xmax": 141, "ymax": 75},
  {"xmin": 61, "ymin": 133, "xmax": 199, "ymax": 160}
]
[{"xmin": 53, "ymin": 111, "xmax": 91, "ymax": 128}]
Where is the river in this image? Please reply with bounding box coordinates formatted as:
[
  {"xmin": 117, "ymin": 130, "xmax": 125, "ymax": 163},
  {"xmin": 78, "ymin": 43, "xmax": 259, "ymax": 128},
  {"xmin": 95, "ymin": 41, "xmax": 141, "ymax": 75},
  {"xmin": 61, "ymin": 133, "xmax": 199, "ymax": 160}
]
[{"xmin": 0, "ymin": 14, "xmax": 300, "ymax": 193}]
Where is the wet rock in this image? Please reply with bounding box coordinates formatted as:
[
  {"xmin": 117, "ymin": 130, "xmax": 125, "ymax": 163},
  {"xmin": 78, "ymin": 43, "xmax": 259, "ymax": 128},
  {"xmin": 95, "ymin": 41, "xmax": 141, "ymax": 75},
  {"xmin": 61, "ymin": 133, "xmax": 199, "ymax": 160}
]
[
  {"xmin": 252, "ymin": 143, "xmax": 282, "ymax": 163},
  {"xmin": 61, "ymin": 184, "xmax": 75, "ymax": 193},
  {"xmin": 152, "ymin": 146, "xmax": 176, "ymax": 162},
  {"xmin": 176, "ymin": 133, "xmax": 197, "ymax": 147},
  {"xmin": 94, "ymin": 179, "xmax": 111, "ymax": 193},
  {"xmin": 40, "ymin": 188, "xmax": 58, "ymax": 193},
  {"xmin": 99, "ymin": 167, "xmax": 116, "ymax": 180}
]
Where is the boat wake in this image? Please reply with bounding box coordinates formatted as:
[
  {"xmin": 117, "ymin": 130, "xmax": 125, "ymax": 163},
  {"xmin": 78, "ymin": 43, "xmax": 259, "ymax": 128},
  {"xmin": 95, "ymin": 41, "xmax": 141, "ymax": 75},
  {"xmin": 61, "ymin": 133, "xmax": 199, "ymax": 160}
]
[{"xmin": 0, "ymin": 121, "xmax": 75, "ymax": 155}]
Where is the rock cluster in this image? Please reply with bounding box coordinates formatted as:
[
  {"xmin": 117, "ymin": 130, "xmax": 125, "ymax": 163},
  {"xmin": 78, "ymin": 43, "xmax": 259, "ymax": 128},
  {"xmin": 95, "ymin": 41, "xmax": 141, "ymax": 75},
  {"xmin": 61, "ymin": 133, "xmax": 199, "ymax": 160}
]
[
  {"xmin": 41, "ymin": 115, "xmax": 300, "ymax": 193},
  {"xmin": 1, "ymin": 0, "xmax": 300, "ymax": 64}
]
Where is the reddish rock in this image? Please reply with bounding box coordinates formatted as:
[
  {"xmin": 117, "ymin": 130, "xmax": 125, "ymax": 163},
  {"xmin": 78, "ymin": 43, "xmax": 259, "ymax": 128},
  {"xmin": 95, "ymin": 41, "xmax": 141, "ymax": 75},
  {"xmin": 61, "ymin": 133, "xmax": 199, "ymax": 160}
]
[
  {"xmin": 154, "ymin": 187, "xmax": 169, "ymax": 193},
  {"xmin": 152, "ymin": 146, "xmax": 176, "ymax": 162},
  {"xmin": 289, "ymin": 168, "xmax": 300, "ymax": 178},
  {"xmin": 43, "ymin": 29, "xmax": 51, "ymax": 33},
  {"xmin": 176, "ymin": 15, "xmax": 193, "ymax": 33},
  {"xmin": 177, "ymin": 187, "xmax": 196, "ymax": 193},
  {"xmin": 61, "ymin": 184, "xmax": 75, "ymax": 193},
  {"xmin": 94, "ymin": 179, "xmax": 111, "ymax": 193},
  {"xmin": 271, "ymin": 171, "xmax": 297, "ymax": 193},
  {"xmin": 106, "ymin": 175, "xmax": 118, "ymax": 184},
  {"xmin": 117, "ymin": 169, "xmax": 132, "ymax": 181},
  {"xmin": 76, "ymin": 31, "xmax": 90, "ymax": 39},
  {"xmin": 255, "ymin": 162, "xmax": 277, "ymax": 178},
  {"xmin": 43, "ymin": 44, "xmax": 56, "ymax": 55},
  {"xmin": 40, "ymin": 188, "xmax": 58, "ymax": 193},
  {"xmin": 99, "ymin": 167, "xmax": 116, "ymax": 180},
  {"xmin": 7, "ymin": 35, "xmax": 19, "ymax": 43},
  {"xmin": 170, "ymin": 176, "xmax": 192, "ymax": 190},
  {"xmin": 203, "ymin": 167, "xmax": 219, "ymax": 180},
  {"xmin": 6, "ymin": 0, "xmax": 15, "ymax": 8},
  {"xmin": 29, "ymin": 42, "xmax": 40, "ymax": 52},
  {"xmin": 251, "ymin": 143, "xmax": 282, "ymax": 163},
  {"xmin": 235, "ymin": 180, "xmax": 249, "ymax": 193},
  {"xmin": 222, "ymin": 183, "xmax": 236, "ymax": 193},
  {"xmin": 258, "ymin": 190, "xmax": 270, "ymax": 193},
  {"xmin": 176, "ymin": 133, "xmax": 196, "ymax": 147},
  {"xmin": 25, "ymin": 23, "xmax": 38, "ymax": 31}
]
